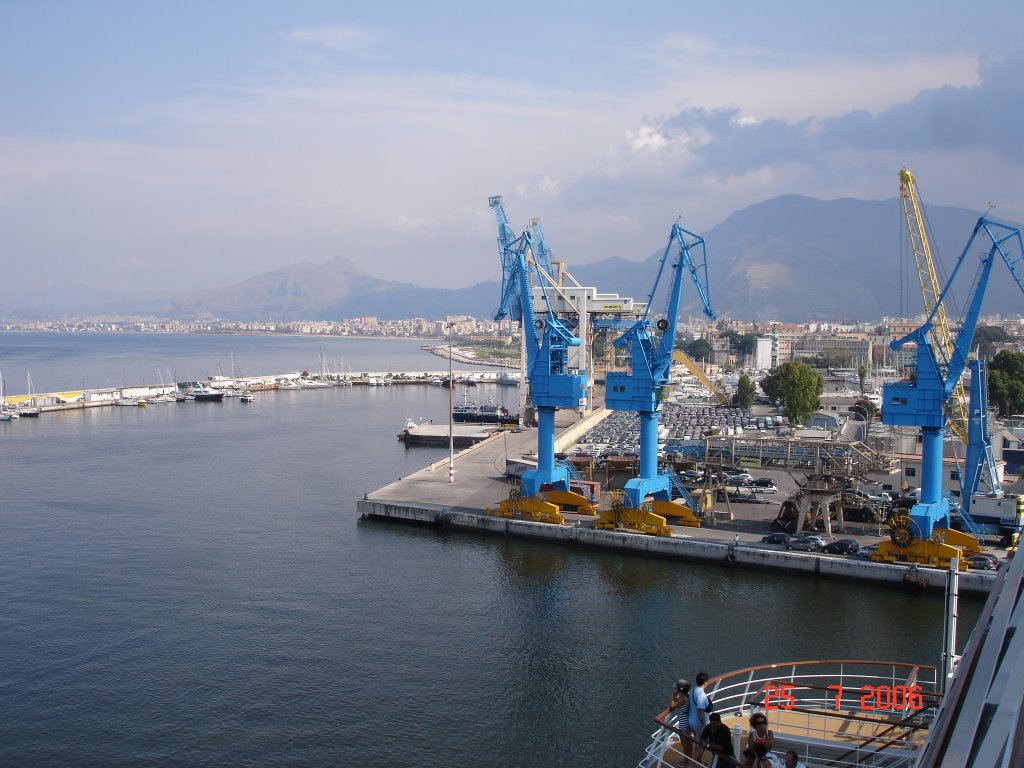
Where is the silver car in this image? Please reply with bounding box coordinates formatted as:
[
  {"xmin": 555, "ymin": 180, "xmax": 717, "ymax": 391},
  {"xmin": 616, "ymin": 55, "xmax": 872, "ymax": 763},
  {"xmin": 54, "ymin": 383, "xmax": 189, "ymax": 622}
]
[{"xmin": 786, "ymin": 535, "xmax": 826, "ymax": 551}]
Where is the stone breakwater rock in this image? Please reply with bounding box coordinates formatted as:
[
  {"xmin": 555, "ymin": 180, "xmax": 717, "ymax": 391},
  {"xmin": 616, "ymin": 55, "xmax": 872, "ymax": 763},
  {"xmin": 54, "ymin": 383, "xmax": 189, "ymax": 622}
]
[{"xmin": 422, "ymin": 345, "xmax": 516, "ymax": 369}]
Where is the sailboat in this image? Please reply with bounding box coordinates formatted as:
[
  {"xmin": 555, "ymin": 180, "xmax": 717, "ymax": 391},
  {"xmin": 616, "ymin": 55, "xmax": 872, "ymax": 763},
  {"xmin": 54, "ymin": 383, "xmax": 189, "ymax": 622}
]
[
  {"xmin": 0, "ymin": 371, "xmax": 18, "ymax": 420},
  {"xmin": 149, "ymin": 370, "xmax": 177, "ymax": 403},
  {"xmin": 19, "ymin": 373, "xmax": 41, "ymax": 416}
]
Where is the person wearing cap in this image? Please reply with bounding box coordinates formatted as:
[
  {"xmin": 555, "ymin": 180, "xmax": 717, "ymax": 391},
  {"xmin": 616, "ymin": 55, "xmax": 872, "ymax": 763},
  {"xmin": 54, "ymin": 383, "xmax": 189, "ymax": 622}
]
[
  {"xmin": 668, "ymin": 679, "xmax": 692, "ymax": 761},
  {"xmin": 700, "ymin": 712, "xmax": 735, "ymax": 767}
]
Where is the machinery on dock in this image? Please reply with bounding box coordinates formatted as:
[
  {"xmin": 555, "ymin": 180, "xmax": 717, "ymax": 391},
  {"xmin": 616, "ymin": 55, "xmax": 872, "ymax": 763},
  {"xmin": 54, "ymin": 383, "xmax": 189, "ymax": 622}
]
[
  {"xmin": 956, "ymin": 359, "xmax": 1024, "ymax": 546},
  {"xmin": 489, "ymin": 197, "xmax": 593, "ymax": 523},
  {"xmin": 596, "ymin": 220, "xmax": 716, "ymax": 534},
  {"xmin": 879, "ymin": 216, "xmax": 1024, "ymax": 566}
]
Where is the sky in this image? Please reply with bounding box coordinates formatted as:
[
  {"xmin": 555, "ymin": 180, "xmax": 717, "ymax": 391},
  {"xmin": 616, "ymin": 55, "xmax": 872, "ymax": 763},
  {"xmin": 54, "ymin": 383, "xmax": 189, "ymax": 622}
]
[{"xmin": 2, "ymin": 1, "xmax": 1023, "ymax": 310}]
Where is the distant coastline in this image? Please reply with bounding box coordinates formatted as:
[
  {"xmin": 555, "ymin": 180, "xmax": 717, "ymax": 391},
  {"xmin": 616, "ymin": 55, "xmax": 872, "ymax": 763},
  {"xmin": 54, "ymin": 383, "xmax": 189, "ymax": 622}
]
[{"xmin": 423, "ymin": 344, "xmax": 517, "ymax": 368}]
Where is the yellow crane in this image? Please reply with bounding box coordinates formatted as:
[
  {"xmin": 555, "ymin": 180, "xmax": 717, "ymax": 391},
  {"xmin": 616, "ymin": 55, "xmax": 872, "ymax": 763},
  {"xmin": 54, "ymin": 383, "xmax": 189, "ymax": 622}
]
[
  {"xmin": 898, "ymin": 168, "xmax": 969, "ymax": 444},
  {"xmin": 672, "ymin": 350, "xmax": 729, "ymax": 405}
]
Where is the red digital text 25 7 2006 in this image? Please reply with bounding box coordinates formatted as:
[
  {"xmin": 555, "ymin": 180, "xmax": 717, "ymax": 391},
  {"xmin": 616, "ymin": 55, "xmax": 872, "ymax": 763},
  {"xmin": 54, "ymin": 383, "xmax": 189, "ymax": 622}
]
[{"xmin": 763, "ymin": 684, "xmax": 925, "ymax": 711}]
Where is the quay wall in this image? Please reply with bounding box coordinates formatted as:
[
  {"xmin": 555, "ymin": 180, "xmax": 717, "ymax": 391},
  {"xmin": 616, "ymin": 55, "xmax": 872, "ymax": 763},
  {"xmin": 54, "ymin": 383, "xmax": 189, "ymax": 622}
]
[{"xmin": 356, "ymin": 499, "xmax": 994, "ymax": 597}]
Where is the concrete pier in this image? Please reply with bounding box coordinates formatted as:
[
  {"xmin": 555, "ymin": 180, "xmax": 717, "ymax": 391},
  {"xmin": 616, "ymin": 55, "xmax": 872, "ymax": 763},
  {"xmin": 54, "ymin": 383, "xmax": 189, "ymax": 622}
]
[{"xmin": 357, "ymin": 408, "xmax": 997, "ymax": 597}]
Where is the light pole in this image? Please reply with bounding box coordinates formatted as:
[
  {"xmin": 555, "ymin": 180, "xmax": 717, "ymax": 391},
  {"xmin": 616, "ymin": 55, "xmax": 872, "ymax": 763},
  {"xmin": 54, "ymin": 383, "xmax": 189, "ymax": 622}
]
[{"xmin": 447, "ymin": 321, "xmax": 455, "ymax": 484}]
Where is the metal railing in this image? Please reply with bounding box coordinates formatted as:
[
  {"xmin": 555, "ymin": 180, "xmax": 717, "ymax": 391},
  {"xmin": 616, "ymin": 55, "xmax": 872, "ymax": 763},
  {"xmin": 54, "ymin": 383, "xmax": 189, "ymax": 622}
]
[{"xmin": 637, "ymin": 661, "xmax": 939, "ymax": 768}]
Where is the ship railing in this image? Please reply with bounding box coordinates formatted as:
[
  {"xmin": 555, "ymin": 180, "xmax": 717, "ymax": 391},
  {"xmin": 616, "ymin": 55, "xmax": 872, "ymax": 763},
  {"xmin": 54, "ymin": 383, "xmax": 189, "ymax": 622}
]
[{"xmin": 639, "ymin": 661, "xmax": 939, "ymax": 768}]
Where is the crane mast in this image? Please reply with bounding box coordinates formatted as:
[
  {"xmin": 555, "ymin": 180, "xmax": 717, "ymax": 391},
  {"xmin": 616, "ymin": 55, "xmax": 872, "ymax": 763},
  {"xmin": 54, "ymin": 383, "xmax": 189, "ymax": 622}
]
[
  {"xmin": 881, "ymin": 217, "xmax": 1024, "ymax": 564},
  {"xmin": 489, "ymin": 197, "xmax": 590, "ymax": 521},
  {"xmin": 899, "ymin": 168, "xmax": 969, "ymax": 444},
  {"xmin": 604, "ymin": 221, "xmax": 715, "ymax": 511}
]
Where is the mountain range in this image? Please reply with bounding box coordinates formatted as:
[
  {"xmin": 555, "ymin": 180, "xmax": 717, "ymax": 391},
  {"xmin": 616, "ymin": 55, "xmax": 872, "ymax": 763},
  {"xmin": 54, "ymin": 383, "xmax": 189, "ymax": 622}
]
[{"xmin": 127, "ymin": 195, "xmax": 1024, "ymax": 323}]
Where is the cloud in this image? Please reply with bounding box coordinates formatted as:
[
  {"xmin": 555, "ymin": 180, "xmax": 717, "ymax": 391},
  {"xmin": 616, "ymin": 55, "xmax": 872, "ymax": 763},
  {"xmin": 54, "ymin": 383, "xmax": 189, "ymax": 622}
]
[
  {"xmin": 289, "ymin": 24, "xmax": 377, "ymax": 55},
  {"xmin": 623, "ymin": 54, "xmax": 1024, "ymax": 180}
]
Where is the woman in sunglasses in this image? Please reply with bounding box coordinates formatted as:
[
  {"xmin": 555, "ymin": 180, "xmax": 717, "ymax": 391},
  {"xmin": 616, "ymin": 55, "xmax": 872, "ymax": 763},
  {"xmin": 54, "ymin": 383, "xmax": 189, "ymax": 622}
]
[{"xmin": 746, "ymin": 711, "xmax": 775, "ymax": 753}]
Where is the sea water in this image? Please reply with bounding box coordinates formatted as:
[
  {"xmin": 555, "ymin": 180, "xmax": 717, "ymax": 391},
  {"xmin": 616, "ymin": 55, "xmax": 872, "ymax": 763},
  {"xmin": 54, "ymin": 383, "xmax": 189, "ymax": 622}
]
[{"xmin": 0, "ymin": 333, "xmax": 982, "ymax": 767}]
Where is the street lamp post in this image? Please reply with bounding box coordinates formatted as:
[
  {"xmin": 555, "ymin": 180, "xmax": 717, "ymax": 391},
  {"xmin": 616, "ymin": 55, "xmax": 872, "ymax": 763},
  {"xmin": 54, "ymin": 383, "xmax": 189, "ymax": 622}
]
[{"xmin": 447, "ymin": 322, "xmax": 455, "ymax": 484}]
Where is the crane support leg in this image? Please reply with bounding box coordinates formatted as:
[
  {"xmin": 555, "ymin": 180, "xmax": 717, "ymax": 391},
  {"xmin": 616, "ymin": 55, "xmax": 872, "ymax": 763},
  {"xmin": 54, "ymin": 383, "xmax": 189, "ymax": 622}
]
[{"xmin": 596, "ymin": 504, "xmax": 671, "ymax": 536}]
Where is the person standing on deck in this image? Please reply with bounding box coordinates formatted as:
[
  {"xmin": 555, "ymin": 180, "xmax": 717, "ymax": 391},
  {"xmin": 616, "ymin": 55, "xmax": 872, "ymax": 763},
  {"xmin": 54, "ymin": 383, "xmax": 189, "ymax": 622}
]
[{"xmin": 688, "ymin": 671, "xmax": 712, "ymax": 737}]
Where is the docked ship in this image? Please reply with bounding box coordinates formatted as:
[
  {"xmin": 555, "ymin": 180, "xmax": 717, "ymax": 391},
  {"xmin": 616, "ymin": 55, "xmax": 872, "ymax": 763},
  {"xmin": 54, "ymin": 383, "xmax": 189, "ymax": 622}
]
[
  {"xmin": 452, "ymin": 394, "xmax": 518, "ymax": 426},
  {"xmin": 187, "ymin": 385, "xmax": 225, "ymax": 402}
]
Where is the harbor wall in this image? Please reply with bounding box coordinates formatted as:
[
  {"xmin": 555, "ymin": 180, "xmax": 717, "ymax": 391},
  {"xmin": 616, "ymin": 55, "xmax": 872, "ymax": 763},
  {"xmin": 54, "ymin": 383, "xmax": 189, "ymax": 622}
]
[{"xmin": 355, "ymin": 499, "xmax": 994, "ymax": 597}]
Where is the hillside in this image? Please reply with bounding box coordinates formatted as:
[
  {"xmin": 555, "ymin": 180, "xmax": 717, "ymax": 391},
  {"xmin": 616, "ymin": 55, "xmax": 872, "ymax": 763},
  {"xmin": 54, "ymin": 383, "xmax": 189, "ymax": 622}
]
[{"xmin": 160, "ymin": 196, "xmax": 1020, "ymax": 323}]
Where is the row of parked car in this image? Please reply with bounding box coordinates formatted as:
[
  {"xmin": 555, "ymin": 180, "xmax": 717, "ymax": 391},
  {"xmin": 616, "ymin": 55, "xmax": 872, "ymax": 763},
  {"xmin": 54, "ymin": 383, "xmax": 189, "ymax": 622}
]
[{"xmin": 758, "ymin": 532, "xmax": 1001, "ymax": 569}]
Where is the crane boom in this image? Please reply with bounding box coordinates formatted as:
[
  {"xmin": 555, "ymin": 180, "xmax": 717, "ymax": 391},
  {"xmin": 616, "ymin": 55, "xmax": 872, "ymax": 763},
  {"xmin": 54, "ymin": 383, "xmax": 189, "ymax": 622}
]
[
  {"xmin": 672, "ymin": 350, "xmax": 728, "ymax": 405},
  {"xmin": 899, "ymin": 168, "xmax": 969, "ymax": 444},
  {"xmin": 884, "ymin": 217, "xmax": 1023, "ymax": 544},
  {"xmin": 488, "ymin": 196, "xmax": 587, "ymax": 506},
  {"xmin": 606, "ymin": 221, "xmax": 715, "ymax": 509}
]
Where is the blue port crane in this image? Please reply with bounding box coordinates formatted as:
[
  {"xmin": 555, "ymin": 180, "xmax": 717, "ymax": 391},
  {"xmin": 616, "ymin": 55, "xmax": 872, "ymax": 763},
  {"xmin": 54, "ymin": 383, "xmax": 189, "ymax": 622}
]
[
  {"xmin": 597, "ymin": 221, "xmax": 715, "ymax": 533},
  {"xmin": 880, "ymin": 217, "xmax": 1024, "ymax": 565},
  {"xmin": 489, "ymin": 196, "xmax": 591, "ymax": 522}
]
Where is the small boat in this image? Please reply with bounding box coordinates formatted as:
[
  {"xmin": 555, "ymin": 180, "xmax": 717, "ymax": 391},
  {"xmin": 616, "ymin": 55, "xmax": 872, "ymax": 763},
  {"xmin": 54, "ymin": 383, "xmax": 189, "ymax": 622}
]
[
  {"xmin": 0, "ymin": 370, "xmax": 19, "ymax": 419},
  {"xmin": 188, "ymin": 386, "xmax": 225, "ymax": 402},
  {"xmin": 240, "ymin": 392, "xmax": 255, "ymax": 403},
  {"xmin": 496, "ymin": 370, "xmax": 520, "ymax": 386},
  {"xmin": 19, "ymin": 372, "xmax": 42, "ymax": 415},
  {"xmin": 430, "ymin": 378, "xmax": 443, "ymax": 387}
]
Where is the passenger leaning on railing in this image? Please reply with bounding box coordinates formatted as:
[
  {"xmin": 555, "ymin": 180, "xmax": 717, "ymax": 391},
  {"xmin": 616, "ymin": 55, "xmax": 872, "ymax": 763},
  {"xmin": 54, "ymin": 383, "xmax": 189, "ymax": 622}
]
[
  {"xmin": 668, "ymin": 679, "xmax": 692, "ymax": 760},
  {"xmin": 699, "ymin": 712, "xmax": 735, "ymax": 766}
]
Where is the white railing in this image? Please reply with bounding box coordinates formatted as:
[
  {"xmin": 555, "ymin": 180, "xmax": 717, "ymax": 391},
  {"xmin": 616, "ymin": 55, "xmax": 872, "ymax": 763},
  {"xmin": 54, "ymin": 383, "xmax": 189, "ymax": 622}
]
[{"xmin": 638, "ymin": 661, "xmax": 939, "ymax": 768}]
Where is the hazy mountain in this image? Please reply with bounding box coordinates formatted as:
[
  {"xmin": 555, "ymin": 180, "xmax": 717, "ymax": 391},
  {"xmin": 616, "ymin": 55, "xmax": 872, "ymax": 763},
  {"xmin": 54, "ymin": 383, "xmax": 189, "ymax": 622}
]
[{"xmin": 154, "ymin": 196, "xmax": 1022, "ymax": 323}]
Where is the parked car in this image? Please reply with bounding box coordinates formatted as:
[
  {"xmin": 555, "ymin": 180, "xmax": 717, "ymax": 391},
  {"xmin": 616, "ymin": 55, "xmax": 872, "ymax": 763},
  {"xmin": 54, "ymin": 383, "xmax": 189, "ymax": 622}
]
[
  {"xmin": 856, "ymin": 544, "xmax": 880, "ymax": 560},
  {"xmin": 823, "ymin": 539, "xmax": 860, "ymax": 555},
  {"xmin": 967, "ymin": 554, "xmax": 999, "ymax": 570},
  {"xmin": 786, "ymin": 535, "xmax": 826, "ymax": 552},
  {"xmin": 761, "ymin": 532, "xmax": 790, "ymax": 545},
  {"xmin": 724, "ymin": 473, "xmax": 753, "ymax": 485},
  {"xmin": 753, "ymin": 477, "xmax": 777, "ymax": 488},
  {"xmin": 867, "ymin": 492, "xmax": 893, "ymax": 505},
  {"xmin": 754, "ymin": 484, "xmax": 778, "ymax": 494}
]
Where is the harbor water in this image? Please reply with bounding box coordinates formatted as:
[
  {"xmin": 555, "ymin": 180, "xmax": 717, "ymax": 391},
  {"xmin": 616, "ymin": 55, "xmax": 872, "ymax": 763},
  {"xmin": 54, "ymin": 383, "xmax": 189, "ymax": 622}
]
[{"xmin": 0, "ymin": 333, "xmax": 983, "ymax": 767}]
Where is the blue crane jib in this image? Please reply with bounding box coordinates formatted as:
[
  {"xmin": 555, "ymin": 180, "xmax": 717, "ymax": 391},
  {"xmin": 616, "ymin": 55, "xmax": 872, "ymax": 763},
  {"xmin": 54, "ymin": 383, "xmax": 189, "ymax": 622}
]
[
  {"xmin": 882, "ymin": 217, "xmax": 1024, "ymax": 541},
  {"xmin": 605, "ymin": 221, "xmax": 716, "ymax": 509},
  {"xmin": 605, "ymin": 222, "xmax": 715, "ymax": 414},
  {"xmin": 489, "ymin": 196, "xmax": 587, "ymax": 501}
]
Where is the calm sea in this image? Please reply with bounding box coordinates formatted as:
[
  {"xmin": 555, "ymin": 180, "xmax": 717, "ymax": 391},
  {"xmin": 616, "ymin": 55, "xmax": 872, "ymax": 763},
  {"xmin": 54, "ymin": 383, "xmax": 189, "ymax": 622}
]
[{"xmin": 0, "ymin": 333, "xmax": 982, "ymax": 767}]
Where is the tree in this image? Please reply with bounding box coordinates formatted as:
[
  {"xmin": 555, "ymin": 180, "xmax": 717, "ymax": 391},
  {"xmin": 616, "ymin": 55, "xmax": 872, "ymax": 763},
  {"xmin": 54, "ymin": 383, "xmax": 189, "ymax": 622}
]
[
  {"xmin": 682, "ymin": 338, "xmax": 712, "ymax": 361},
  {"xmin": 821, "ymin": 347, "xmax": 854, "ymax": 368},
  {"xmin": 988, "ymin": 350, "xmax": 1024, "ymax": 416},
  {"xmin": 722, "ymin": 330, "xmax": 758, "ymax": 357},
  {"xmin": 857, "ymin": 364, "xmax": 867, "ymax": 394},
  {"xmin": 760, "ymin": 362, "xmax": 824, "ymax": 425},
  {"xmin": 736, "ymin": 374, "xmax": 756, "ymax": 409},
  {"xmin": 851, "ymin": 398, "xmax": 877, "ymax": 425},
  {"xmin": 974, "ymin": 325, "xmax": 1012, "ymax": 360}
]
